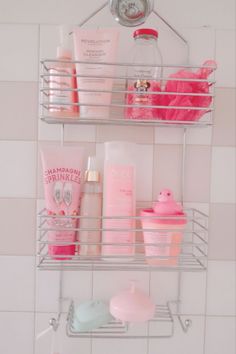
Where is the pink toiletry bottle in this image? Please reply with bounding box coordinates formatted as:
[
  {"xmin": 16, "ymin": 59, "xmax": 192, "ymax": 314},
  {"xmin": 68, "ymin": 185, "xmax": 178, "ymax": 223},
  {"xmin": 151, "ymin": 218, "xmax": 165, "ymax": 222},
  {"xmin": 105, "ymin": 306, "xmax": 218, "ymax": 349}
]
[
  {"xmin": 140, "ymin": 189, "xmax": 187, "ymax": 266},
  {"xmin": 48, "ymin": 25, "xmax": 78, "ymax": 117},
  {"xmin": 125, "ymin": 28, "xmax": 163, "ymax": 120}
]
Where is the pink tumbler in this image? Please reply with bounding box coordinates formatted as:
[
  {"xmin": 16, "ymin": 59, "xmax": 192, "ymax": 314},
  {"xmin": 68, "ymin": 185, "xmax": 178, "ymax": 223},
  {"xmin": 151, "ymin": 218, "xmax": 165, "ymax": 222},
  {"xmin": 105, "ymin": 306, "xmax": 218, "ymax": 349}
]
[{"xmin": 140, "ymin": 189, "xmax": 187, "ymax": 265}]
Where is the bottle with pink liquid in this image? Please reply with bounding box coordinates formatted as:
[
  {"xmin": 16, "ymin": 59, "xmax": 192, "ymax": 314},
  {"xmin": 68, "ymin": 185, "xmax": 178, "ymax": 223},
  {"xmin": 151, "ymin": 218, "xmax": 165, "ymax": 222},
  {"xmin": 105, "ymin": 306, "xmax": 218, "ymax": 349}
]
[
  {"xmin": 125, "ymin": 28, "xmax": 163, "ymax": 120},
  {"xmin": 48, "ymin": 25, "xmax": 78, "ymax": 118}
]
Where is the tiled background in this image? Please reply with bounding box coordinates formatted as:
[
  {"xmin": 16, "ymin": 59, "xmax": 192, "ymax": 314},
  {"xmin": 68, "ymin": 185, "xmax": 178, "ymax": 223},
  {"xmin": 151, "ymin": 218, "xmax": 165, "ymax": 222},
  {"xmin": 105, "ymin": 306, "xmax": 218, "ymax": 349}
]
[{"xmin": 0, "ymin": 0, "xmax": 235, "ymax": 353}]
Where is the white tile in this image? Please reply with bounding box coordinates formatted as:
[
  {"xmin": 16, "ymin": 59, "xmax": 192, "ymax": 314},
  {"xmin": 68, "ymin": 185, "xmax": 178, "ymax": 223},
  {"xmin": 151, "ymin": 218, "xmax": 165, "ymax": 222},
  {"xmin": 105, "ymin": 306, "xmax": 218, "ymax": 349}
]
[
  {"xmin": 150, "ymin": 272, "xmax": 179, "ymax": 305},
  {"xmin": 149, "ymin": 315, "xmax": 205, "ymax": 354},
  {"xmin": 205, "ymin": 317, "xmax": 236, "ymax": 354},
  {"xmin": 0, "ymin": 312, "xmax": 34, "ymax": 354},
  {"xmin": 0, "ymin": 24, "xmax": 38, "ymax": 81},
  {"xmin": 36, "ymin": 270, "xmax": 92, "ymax": 313},
  {"xmin": 216, "ymin": 30, "xmax": 236, "ymax": 87},
  {"xmin": 0, "ymin": 256, "xmax": 35, "ymax": 311},
  {"xmin": 35, "ymin": 271, "xmax": 60, "ymax": 313},
  {"xmin": 38, "ymin": 120, "xmax": 62, "ymax": 141},
  {"xmin": 155, "ymin": 127, "xmax": 212, "ymax": 145},
  {"xmin": 96, "ymin": 143, "xmax": 153, "ymax": 202},
  {"xmin": 92, "ymin": 338, "xmax": 147, "ymax": 354},
  {"xmin": 35, "ymin": 312, "xmax": 91, "ymax": 354},
  {"xmin": 211, "ymin": 147, "xmax": 236, "ymax": 203},
  {"xmin": 0, "ymin": 141, "xmax": 36, "ymax": 198},
  {"xmin": 207, "ymin": 261, "xmax": 236, "ymax": 316},
  {"xmin": 93, "ymin": 271, "xmax": 149, "ymax": 300},
  {"xmin": 180, "ymin": 272, "xmax": 207, "ymax": 315},
  {"xmin": 64, "ymin": 125, "xmax": 96, "ymax": 143},
  {"xmin": 158, "ymin": 0, "xmax": 235, "ymax": 29}
]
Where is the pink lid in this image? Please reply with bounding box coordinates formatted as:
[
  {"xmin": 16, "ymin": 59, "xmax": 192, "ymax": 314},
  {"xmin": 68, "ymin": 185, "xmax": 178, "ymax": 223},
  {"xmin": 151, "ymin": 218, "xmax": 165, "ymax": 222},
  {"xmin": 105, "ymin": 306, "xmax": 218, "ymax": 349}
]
[
  {"xmin": 110, "ymin": 282, "xmax": 155, "ymax": 323},
  {"xmin": 133, "ymin": 28, "xmax": 158, "ymax": 38}
]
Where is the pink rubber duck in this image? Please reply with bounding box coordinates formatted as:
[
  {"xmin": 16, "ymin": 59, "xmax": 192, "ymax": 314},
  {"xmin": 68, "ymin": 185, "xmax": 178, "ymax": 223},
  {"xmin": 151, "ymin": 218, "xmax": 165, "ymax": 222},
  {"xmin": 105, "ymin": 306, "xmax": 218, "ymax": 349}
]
[
  {"xmin": 153, "ymin": 188, "xmax": 183, "ymax": 215},
  {"xmin": 160, "ymin": 60, "xmax": 217, "ymax": 121}
]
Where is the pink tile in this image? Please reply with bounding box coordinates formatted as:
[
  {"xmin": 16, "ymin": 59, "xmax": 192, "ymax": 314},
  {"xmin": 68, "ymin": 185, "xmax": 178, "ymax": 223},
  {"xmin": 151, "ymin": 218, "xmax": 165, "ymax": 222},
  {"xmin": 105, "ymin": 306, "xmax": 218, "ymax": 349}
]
[
  {"xmin": 0, "ymin": 198, "xmax": 36, "ymax": 255},
  {"xmin": 209, "ymin": 203, "xmax": 236, "ymax": 260},
  {"xmin": 213, "ymin": 88, "xmax": 236, "ymax": 146},
  {"xmin": 185, "ymin": 145, "xmax": 211, "ymax": 202},
  {"xmin": 0, "ymin": 82, "xmax": 37, "ymax": 140}
]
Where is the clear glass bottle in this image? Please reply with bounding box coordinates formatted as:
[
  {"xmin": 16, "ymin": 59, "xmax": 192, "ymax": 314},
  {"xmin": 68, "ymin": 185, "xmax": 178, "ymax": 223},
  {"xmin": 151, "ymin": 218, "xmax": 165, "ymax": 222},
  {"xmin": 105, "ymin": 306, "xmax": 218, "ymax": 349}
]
[
  {"xmin": 79, "ymin": 157, "xmax": 102, "ymax": 256},
  {"xmin": 125, "ymin": 28, "xmax": 163, "ymax": 120}
]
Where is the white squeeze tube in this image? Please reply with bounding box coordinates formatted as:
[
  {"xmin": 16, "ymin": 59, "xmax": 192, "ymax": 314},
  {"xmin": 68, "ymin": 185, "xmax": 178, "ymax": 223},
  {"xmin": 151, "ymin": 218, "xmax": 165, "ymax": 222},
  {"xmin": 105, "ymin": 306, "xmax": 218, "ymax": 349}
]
[
  {"xmin": 102, "ymin": 142, "xmax": 136, "ymax": 260},
  {"xmin": 73, "ymin": 28, "xmax": 119, "ymax": 118}
]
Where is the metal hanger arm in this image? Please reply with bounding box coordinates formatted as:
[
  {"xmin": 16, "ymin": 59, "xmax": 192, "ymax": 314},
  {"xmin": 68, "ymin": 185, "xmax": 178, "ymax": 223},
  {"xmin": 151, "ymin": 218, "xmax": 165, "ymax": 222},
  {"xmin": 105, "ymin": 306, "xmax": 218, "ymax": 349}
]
[{"xmin": 78, "ymin": 1, "xmax": 109, "ymax": 27}]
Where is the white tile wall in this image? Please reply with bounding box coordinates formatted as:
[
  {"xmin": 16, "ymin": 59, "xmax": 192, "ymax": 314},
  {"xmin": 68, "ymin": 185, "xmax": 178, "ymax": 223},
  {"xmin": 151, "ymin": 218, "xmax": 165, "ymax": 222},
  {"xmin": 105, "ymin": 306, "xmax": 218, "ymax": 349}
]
[
  {"xmin": 205, "ymin": 316, "xmax": 236, "ymax": 354},
  {"xmin": 0, "ymin": 24, "xmax": 38, "ymax": 82},
  {"xmin": 215, "ymin": 30, "xmax": 236, "ymax": 87},
  {"xmin": 0, "ymin": 256, "xmax": 35, "ymax": 311},
  {"xmin": 206, "ymin": 261, "xmax": 236, "ymax": 316},
  {"xmin": 0, "ymin": 312, "xmax": 34, "ymax": 354},
  {"xmin": 148, "ymin": 316, "xmax": 205, "ymax": 354},
  {"xmin": 211, "ymin": 147, "xmax": 236, "ymax": 203},
  {"xmin": 0, "ymin": 141, "xmax": 37, "ymax": 198},
  {"xmin": 0, "ymin": 1, "xmax": 235, "ymax": 354}
]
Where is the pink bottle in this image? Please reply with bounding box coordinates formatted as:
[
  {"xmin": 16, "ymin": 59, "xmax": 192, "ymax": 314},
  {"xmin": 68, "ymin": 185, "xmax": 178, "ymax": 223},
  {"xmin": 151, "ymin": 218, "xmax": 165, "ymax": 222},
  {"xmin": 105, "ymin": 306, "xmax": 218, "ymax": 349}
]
[
  {"xmin": 48, "ymin": 25, "xmax": 78, "ymax": 118},
  {"xmin": 140, "ymin": 189, "xmax": 187, "ymax": 266},
  {"xmin": 125, "ymin": 28, "xmax": 163, "ymax": 120}
]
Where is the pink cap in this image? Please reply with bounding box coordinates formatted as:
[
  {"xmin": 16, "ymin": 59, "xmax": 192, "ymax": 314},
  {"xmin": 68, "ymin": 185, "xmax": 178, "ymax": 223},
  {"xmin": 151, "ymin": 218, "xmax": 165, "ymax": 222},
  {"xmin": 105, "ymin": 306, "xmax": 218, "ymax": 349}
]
[
  {"xmin": 110, "ymin": 282, "xmax": 155, "ymax": 323},
  {"xmin": 133, "ymin": 28, "xmax": 158, "ymax": 38},
  {"xmin": 57, "ymin": 46, "xmax": 72, "ymax": 60}
]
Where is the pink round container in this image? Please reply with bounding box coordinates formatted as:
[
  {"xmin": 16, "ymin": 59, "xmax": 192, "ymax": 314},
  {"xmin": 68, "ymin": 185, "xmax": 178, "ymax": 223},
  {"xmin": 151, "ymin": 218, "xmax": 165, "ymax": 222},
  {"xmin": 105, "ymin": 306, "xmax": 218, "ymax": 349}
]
[
  {"xmin": 110, "ymin": 282, "xmax": 155, "ymax": 323},
  {"xmin": 140, "ymin": 189, "xmax": 187, "ymax": 266}
]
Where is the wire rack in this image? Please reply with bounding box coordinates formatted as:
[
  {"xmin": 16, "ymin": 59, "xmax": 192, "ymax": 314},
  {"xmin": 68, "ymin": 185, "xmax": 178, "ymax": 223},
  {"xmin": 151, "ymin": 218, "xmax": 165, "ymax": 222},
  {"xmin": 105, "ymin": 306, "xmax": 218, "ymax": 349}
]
[
  {"xmin": 37, "ymin": 208, "xmax": 208, "ymax": 271},
  {"xmin": 66, "ymin": 300, "xmax": 174, "ymax": 339},
  {"xmin": 40, "ymin": 60, "xmax": 216, "ymax": 128}
]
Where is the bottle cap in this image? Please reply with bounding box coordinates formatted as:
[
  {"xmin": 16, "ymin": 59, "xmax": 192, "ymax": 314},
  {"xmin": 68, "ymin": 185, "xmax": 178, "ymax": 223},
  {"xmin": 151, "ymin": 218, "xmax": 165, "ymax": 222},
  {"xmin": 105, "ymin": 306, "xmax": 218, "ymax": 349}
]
[
  {"xmin": 133, "ymin": 28, "xmax": 158, "ymax": 39},
  {"xmin": 57, "ymin": 25, "xmax": 72, "ymax": 59},
  {"xmin": 84, "ymin": 156, "xmax": 100, "ymax": 183}
]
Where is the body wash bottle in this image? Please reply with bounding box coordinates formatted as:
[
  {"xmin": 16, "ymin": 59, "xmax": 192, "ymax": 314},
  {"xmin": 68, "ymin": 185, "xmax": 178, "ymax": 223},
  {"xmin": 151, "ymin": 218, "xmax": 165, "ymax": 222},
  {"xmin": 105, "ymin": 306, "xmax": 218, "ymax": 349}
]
[
  {"xmin": 48, "ymin": 25, "xmax": 78, "ymax": 117},
  {"xmin": 79, "ymin": 157, "xmax": 102, "ymax": 256},
  {"xmin": 102, "ymin": 142, "xmax": 136, "ymax": 259}
]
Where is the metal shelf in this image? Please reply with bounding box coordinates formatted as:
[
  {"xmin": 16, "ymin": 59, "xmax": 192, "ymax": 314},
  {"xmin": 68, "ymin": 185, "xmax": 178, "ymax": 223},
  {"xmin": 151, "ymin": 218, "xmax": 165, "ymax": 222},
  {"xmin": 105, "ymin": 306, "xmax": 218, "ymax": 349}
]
[
  {"xmin": 37, "ymin": 208, "xmax": 208, "ymax": 272},
  {"xmin": 66, "ymin": 300, "xmax": 174, "ymax": 339},
  {"xmin": 40, "ymin": 60, "xmax": 216, "ymax": 128}
]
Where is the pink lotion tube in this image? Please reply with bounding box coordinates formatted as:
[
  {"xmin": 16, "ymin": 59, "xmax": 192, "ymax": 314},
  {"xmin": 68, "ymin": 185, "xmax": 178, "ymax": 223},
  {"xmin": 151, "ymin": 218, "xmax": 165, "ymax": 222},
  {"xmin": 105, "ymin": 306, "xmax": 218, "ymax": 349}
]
[
  {"xmin": 73, "ymin": 28, "xmax": 119, "ymax": 118},
  {"xmin": 40, "ymin": 146, "xmax": 84, "ymax": 259}
]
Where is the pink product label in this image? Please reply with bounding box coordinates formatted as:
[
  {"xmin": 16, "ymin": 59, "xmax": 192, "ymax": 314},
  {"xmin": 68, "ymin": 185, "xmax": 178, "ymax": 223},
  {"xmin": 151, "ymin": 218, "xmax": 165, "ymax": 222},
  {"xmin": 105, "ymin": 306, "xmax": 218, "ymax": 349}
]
[
  {"xmin": 103, "ymin": 164, "xmax": 135, "ymax": 255},
  {"xmin": 49, "ymin": 67, "xmax": 77, "ymax": 112}
]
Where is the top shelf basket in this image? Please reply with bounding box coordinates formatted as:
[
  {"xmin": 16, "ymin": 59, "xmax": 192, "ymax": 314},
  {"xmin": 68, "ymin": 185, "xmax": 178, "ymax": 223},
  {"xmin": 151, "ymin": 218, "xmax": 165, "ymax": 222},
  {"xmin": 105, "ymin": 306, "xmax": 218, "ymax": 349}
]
[{"xmin": 40, "ymin": 60, "xmax": 216, "ymax": 128}]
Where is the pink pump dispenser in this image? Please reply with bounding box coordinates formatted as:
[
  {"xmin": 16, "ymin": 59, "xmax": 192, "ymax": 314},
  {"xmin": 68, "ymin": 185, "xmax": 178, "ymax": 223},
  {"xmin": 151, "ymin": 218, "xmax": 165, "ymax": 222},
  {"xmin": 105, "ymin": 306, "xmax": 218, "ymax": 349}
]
[
  {"xmin": 140, "ymin": 189, "xmax": 187, "ymax": 265},
  {"xmin": 110, "ymin": 281, "xmax": 155, "ymax": 323}
]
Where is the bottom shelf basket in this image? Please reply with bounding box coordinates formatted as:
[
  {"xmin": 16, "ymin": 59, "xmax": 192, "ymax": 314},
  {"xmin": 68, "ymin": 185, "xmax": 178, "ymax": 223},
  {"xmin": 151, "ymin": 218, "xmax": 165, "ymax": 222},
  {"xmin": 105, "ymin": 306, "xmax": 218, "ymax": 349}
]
[{"xmin": 66, "ymin": 300, "xmax": 174, "ymax": 339}]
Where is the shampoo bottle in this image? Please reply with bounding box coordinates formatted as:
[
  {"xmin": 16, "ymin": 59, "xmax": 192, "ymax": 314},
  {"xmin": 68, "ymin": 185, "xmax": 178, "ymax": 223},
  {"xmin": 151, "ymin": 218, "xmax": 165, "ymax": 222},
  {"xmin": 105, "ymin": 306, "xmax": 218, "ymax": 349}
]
[
  {"xmin": 102, "ymin": 142, "xmax": 136, "ymax": 259},
  {"xmin": 79, "ymin": 157, "xmax": 102, "ymax": 256},
  {"xmin": 48, "ymin": 25, "xmax": 78, "ymax": 117}
]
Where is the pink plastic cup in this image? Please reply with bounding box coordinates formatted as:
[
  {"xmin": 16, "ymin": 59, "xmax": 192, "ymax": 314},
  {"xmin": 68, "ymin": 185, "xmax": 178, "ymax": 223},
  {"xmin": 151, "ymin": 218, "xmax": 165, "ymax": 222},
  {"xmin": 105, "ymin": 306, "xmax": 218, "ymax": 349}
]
[{"xmin": 140, "ymin": 208, "xmax": 186, "ymax": 266}]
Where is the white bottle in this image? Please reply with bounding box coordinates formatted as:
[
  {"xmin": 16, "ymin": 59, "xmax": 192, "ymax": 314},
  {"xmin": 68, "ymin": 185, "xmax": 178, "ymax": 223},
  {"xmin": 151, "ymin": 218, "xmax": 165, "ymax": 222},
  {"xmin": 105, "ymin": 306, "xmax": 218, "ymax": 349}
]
[
  {"xmin": 79, "ymin": 157, "xmax": 102, "ymax": 256},
  {"xmin": 102, "ymin": 142, "xmax": 136, "ymax": 259}
]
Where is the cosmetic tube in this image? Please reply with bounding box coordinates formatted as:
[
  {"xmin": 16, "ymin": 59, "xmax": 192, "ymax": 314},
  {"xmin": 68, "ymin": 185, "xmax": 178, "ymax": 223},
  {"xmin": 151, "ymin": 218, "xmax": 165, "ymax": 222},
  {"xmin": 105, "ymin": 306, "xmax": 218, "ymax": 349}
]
[
  {"xmin": 40, "ymin": 145, "xmax": 84, "ymax": 259},
  {"xmin": 73, "ymin": 28, "xmax": 119, "ymax": 118}
]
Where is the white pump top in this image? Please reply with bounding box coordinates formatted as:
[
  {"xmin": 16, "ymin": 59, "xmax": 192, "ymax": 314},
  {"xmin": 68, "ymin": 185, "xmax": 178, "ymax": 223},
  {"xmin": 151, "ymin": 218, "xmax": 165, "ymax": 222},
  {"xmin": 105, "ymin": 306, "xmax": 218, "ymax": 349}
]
[{"xmin": 57, "ymin": 25, "xmax": 72, "ymax": 59}]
